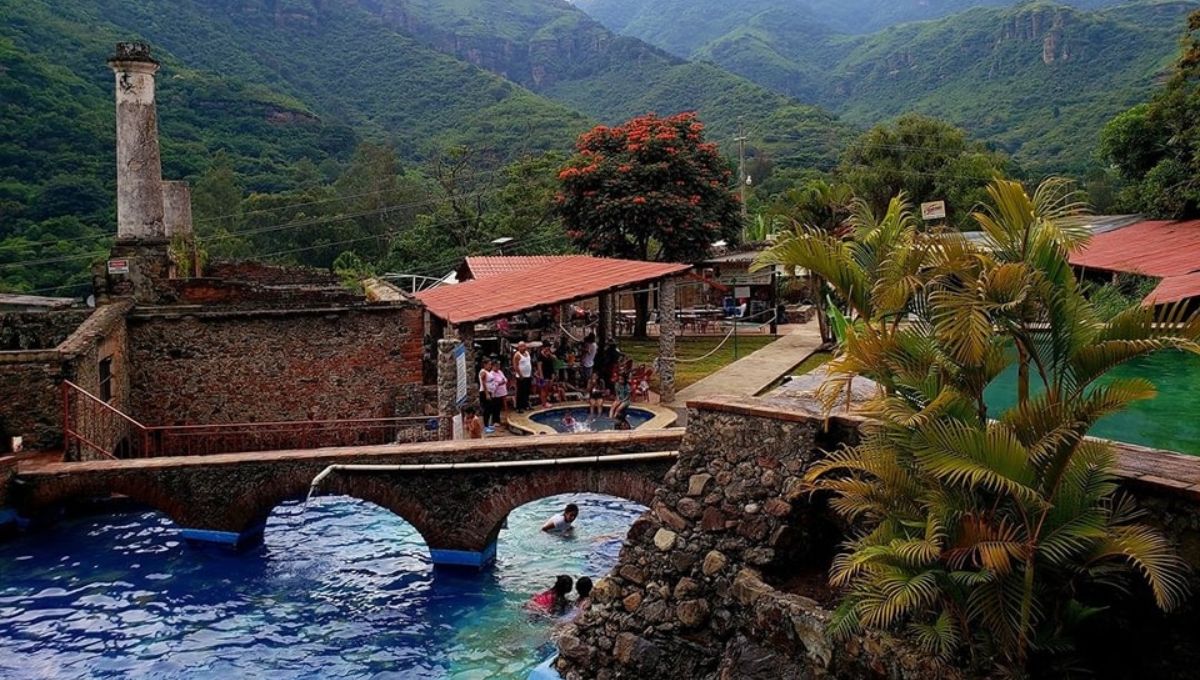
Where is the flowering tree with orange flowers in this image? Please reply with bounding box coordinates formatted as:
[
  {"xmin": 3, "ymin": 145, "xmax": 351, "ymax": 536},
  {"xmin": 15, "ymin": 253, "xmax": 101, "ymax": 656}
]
[{"xmin": 555, "ymin": 113, "xmax": 743, "ymax": 335}]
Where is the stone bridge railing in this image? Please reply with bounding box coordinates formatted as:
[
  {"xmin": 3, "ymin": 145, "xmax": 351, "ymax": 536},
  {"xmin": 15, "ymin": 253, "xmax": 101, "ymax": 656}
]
[{"xmin": 9, "ymin": 429, "xmax": 682, "ymax": 568}]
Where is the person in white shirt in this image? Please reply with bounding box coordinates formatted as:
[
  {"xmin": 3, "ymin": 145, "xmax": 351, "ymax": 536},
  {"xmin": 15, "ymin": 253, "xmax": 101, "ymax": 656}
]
[
  {"xmin": 541, "ymin": 503, "xmax": 579, "ymax": 533},
  {"xmin": 580, "ymin": 333, "xmax": 597, "ymax": 385},
  {"xmin": 513, "ymin": 341, "xmax": 534, "ymax": 413}
]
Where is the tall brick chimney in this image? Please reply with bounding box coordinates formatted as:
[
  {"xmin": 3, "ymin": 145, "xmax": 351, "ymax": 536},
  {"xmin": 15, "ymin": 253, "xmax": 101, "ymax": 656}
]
[
  {"xmin": 108, "ymin": 42, "xmax": 166, "ymax": 243},
  {"xmin": 162, "ymin": 181, "xmax": 193, "ymax": 239}
]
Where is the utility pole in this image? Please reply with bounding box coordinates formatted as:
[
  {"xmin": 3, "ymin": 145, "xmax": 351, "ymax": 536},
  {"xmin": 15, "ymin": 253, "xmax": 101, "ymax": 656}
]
[{"xmin": 735, "ymin": 117, "xmax": 749, "ymax": 218}]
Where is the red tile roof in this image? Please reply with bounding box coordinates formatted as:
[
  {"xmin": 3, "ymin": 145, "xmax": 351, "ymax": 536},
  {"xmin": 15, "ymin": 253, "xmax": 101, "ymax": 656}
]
[
  {"xmin": 462, "ymin": 256, "xmax": 575, "ymax": 280},
  {"xmin": 416, "ymin": 256, "xmax": 692, "ymax": 324},
  {"xmin": 1069, "ymin": 219, "xmax": 1200, "ymax": 305}
]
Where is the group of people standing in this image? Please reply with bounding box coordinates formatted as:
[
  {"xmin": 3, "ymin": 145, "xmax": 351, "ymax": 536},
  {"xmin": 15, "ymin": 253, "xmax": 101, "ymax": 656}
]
[{"xmin": 471, "ymin": 330, "xmax": 630, "ymax": 435}]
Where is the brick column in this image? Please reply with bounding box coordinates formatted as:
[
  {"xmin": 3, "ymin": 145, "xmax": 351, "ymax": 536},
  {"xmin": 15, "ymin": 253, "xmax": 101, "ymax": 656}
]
[
  {"xmin": 598, "ymin": 293, "xmax": 611, "ymax": 357},
  {"xmin": 108, "ymin": 42, "xmax": 166, "ymax": 243},
  {"xmin": 657, "ymin": 277, "xmax": 678, "ymax": 404},
  {"xmin": 436, "ymin": 338, "xmax": 460, "ymax": 441}
]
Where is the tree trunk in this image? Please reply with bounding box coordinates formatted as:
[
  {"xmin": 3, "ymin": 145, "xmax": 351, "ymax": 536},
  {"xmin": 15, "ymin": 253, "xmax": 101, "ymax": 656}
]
[
  {"xmin": 811, "ymin": 276, "xmax": 835, "ymax": 345},
  {"xmin": 633, "ymin": 289, "xmax": 650, "ymax": 339}
]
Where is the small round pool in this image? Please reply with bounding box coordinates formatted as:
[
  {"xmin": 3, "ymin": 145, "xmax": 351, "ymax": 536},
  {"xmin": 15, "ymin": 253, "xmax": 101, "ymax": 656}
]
[{"xmin": 531, "ymin": 406, "xmax": 654, "ymax": 433}]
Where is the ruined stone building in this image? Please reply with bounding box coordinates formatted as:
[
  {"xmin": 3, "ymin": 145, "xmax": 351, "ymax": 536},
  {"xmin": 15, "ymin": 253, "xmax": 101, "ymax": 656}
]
[{"xmin": 0, "ymin": 43, "xmax": 429, "ymax": 459}]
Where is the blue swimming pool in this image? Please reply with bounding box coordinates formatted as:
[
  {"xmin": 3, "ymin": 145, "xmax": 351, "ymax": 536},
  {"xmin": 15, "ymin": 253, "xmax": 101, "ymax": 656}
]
[
  {"xmin": 0, "ymin": 493, "xmax": 645, "ymax": 678},
  {"xmin": 529, "ymin": 407, "xmax": 655, "ymax": 433}
]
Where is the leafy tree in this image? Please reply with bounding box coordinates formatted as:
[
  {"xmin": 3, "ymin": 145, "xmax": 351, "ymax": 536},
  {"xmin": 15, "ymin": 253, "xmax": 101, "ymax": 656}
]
[
  {"xmin": 556, "ymin": 112, "xmax": 743, "ymax": 336},
  {"xmin": 766, "ymin": 178, "xmax": 855, "ymax": 343},
  {"xmin": 839, "ymin": 114, "xmax": 1011, "ymax": 230},
  {"xmin": 754, "ymin": 178, "xmax": 1198, "ymax": 674},
  {"xmin": 1100, "ymin": 10, "xmax": 1200, "ymax": 218}
]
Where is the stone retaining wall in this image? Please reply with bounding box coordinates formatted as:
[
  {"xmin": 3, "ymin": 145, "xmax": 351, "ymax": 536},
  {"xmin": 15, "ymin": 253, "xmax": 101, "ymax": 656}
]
[
  {"xmin": 557, "ymin": 395, "xmax": 1200, "ymax": 680},
  {"xmin": 555, "ymin": 396, "xmax": 956, "ymax": 679},
  {"xmin": 0, "ymin": 302, "xmax": 132, "ymax": 454},
  {"xmin": 126, "ymin": 303, "xmax": 424, "ymax": 426}
]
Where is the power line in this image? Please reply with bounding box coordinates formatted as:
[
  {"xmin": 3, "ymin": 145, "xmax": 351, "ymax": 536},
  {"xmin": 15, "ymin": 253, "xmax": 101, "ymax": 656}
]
[
  {"xmin": 0, "ymin": 187, "xmax": 509, "ymax": 271},
  {"xmin": 0, "ymin": 181, "xmax": 475, "ymax": 253}
]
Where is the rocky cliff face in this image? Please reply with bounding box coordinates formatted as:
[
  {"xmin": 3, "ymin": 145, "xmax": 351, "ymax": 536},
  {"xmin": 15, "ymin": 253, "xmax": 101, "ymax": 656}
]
[
  {"xmin": 363, "ymin": 0, "xmax": 639, "ymax": 90},
  {"xmin": 1000, "ymin": 7, "xmax": 1073, "ymax": 64}
]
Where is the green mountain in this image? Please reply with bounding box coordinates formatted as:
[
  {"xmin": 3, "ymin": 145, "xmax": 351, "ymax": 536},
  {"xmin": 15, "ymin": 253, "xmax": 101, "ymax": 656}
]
[
  {"xmin": 830, "ymin": 1, "xmax": 1198, "ymax": 171},
  {"xmin": 0, "ymin": 0, "xmax": 593, "ymax": 292},
  {"xmin": 573, "ymin": 0, "xmax": 1197, "ymax": 172},
  {"xmin": 357, "ymin": 0, "xmax": 853, "ymax": 168},
  {"xmin": 2, "ymin": 0, "xmax": 853, "ymax": 294}
]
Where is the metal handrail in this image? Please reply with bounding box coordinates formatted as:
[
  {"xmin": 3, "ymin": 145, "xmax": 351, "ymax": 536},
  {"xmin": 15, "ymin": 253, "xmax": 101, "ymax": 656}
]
[
  {"xmin": 61, "ymin": 379, "xmax": 444, "ymax": 459},
  {"xmin": 62, "ymin": 380, "xmax": 148, "ymax": 460}
]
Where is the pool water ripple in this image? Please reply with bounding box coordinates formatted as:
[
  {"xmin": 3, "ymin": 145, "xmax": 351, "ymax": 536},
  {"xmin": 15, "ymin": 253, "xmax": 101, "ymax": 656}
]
[{"xmin": 0, "ymin": 493, "xmax": 644, "ymax": 678}]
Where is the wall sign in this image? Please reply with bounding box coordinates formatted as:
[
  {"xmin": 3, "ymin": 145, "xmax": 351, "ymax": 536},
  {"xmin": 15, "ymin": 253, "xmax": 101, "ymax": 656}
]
[
  {"xmin": 107, "ymin": 259, "xmax": 130, "ymax": 275},
  {"xmin": 454, "ymin": 343, "xmax": 468, "ymax": 406},
  {"xmin": 920, "ymin": 201, "xmax": 947, "ymax": 221}
]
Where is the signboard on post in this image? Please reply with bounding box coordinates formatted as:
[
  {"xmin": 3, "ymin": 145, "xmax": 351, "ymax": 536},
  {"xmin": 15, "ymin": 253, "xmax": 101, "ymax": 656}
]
[
  {"xmin": 107, "ymin": 259, "xmax": 130, "ymax": 275},
  {"xmin": 453, "ymin": 344, "xmax": 468, "ymax": 406},
  {"xmin": 920, "ymin": 201, "xmax": 947, "ymax": 221}
]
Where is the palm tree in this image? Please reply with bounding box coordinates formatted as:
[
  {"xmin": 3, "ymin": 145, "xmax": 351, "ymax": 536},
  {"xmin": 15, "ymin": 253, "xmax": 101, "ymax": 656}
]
[
  {"xmin": 761, "ymin": 178, "xmax": 1199, "ymax": 674},
  {"xmin": 762, "ymin": 180, "xmax": 856, "ymax": 344}
]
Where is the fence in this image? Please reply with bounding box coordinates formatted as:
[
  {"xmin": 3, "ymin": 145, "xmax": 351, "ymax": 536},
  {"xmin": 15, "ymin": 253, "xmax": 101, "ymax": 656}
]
[{"xmin": 61, "ymin": 381, "xmax": 441, "ymax": 460}]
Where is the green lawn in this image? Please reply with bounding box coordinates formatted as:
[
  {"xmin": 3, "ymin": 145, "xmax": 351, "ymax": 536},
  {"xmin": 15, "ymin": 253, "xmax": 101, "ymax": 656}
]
[
  {"xmin": 620, "ymin": 335, "xmax": 780, "ymax": 390},
  {"xmin": 791, "ymin": 351, "xmax": 833, "ymax": 376}
]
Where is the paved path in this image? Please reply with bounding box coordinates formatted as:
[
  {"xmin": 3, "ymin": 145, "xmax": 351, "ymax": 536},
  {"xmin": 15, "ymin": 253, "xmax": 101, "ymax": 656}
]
[{"xmin": 669, "ymin": 321, "xmax": 823, "ymax": 408}]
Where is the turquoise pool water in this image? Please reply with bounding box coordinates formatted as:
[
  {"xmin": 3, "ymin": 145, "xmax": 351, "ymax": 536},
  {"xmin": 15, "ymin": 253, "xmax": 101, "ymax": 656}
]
[
  {"xmin": 985, "ymin": 350, "xmax": 1200, "ymax": 455},
  {"xmin": 0, "ymin": 493, "xmax": 645, "ymax": 678},
  {"xmin": 529, "ymin": 407, "xmax": 654, "ymax": 433}
]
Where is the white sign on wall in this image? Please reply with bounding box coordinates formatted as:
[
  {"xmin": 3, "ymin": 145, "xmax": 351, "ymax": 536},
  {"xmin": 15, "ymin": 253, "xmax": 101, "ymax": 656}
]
[
  {"xmin": 920, "ymin": 201, "xmax": 947, "ymax": 221},
  {"xmin": 454, "ymin": 343, "xmax": 468, "ymax": 406},
  {"xmin": 107, "ymin": 259, "xmax": 130, "ymax": 275}
]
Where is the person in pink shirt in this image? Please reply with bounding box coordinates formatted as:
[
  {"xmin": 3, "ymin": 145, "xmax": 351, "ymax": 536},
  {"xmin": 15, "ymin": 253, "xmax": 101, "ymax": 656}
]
[{"xmin": 527, "ymin": 575, "xmax": 573, "ymax": 616}]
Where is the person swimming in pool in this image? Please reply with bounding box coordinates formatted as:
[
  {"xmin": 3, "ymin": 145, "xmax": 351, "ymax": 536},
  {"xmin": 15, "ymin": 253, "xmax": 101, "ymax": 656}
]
[
  {"xmin": 526, "ymin": 575, "xmax": 573, "ymax": 616},
  {"xmin": 561, "ymin": 411, "xmax": 577, "ymax": 432},
  {"xmin": 541, "ymin": 503, "xmax": 578, "ymax": 534}
]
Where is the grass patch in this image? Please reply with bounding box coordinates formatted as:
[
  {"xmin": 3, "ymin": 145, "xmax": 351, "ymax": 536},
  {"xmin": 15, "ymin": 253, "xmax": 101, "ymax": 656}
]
[
  {"xmin": 792, "ymin": 351, "xmax": 834, "ymax": 376},
  {"xmin": 620, "ymin": 334, "xmax": 780, "ymax": 390}
]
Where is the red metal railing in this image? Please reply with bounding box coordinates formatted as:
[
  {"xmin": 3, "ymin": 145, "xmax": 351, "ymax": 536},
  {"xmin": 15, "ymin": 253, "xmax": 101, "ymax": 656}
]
[
  {"xmin": 62, "ymin": 381, "xmax": 442, "ymax": 459},
  {"xmin": 62, "ymin": 380, "xmax": 148, "ymax": 460},
  {"xmin": 145, "ymin": 416, "xmax": 442, "ymax": 457}
]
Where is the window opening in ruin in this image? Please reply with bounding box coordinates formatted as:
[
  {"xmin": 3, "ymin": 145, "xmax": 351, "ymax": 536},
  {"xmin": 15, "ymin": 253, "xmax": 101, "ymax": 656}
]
[{"xmin": 99, "ymin": 357, "xmax": 113, "ymax": 402}]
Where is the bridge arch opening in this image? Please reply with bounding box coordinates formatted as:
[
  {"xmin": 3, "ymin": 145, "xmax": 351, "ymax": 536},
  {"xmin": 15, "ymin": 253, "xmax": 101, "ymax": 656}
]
[
  {"xmin": 261, "ymin": 495, "xmax": 433, "ymax": 570},
  {"xmin": 490, "ymin": 492, "xmax": 649, "ymax": 582},
  {"xmin": 477, "ymin": 469, "xmax": 660, "ymax": 552}
]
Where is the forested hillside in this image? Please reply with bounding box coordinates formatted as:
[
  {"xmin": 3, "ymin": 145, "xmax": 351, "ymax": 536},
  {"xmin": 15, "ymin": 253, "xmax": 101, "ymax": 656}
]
[
  {"xmin": 360, "ymin": 0, "xmax": 852, "ymax": 169},
  {"xmin": 2, "ymin": 0, "xmax": 854, "ymax": 295},
  {"xmin": 575, "ymin": 0, "xmax": 1197, "ymax": 171}
]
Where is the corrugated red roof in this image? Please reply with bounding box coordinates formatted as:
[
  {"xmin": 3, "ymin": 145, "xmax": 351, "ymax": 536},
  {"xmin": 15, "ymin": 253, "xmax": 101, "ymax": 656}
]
[
  {"xmin": 1146, "ymin": 271, "xmax": 1200, "ymax": 305},
  {"xmin": 416, "ymin": 256, "xmax": 691, "ymax": 324},
  {"xmin": 1069, "ymin": 219, "xmax": 1200, "ymax": 305},
  {"xmin": 463, "ymin": 256, "xmax": 575, "ymax": 280}
]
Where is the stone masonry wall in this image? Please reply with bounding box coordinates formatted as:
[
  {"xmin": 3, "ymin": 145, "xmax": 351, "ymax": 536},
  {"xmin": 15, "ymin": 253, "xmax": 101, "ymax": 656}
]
[
  {"xmin": 126, "ymin": 304, "xmax": 424, "ymax": 426},
  {"xmin": 0, "ymin": 309, "xmax": 92, "ymax": 351},
  {"xmin": 556, "ymin": 396, "xmax": 958, "ymax": 680},
  {"xmin": 558, "ymin": 395, "xmax": 1200, "ymax": 680},
  {"xmin": 0, "ymin": 302, "xmax": 131, "ymax": 454}
]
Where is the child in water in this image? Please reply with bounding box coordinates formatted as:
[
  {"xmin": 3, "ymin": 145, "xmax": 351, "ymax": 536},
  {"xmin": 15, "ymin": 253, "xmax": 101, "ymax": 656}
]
[
  {"xmin": 527, "ymin": 575, "xmax": 573, "ymax": 616},
  {"xmin": 561, "ymin": 411, "xmax": 577, "ymax": 432}
]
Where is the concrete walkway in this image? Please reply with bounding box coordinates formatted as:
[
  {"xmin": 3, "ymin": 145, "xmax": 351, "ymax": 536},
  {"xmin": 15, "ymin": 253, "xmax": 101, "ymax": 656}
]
[{"xmin": 669, "ymin": 321, "xmax": 823, "ymax": 409}]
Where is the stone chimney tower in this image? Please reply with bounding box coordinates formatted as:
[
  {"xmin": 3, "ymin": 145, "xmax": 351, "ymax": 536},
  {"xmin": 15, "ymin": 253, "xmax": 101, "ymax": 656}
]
[
  {"xmin": 162, "ymin": 181, "xmax": 193, "ymax": 239},
  {"xmin": 108, "ymin": 42, "xmax": 166, "ymax": 242}
]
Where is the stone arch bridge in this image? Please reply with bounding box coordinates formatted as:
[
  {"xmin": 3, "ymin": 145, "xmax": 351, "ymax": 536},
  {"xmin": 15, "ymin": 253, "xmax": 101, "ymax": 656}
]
[{"xmin": 9, "ymin": 430, "xmax": 682, "ymax": 569}]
